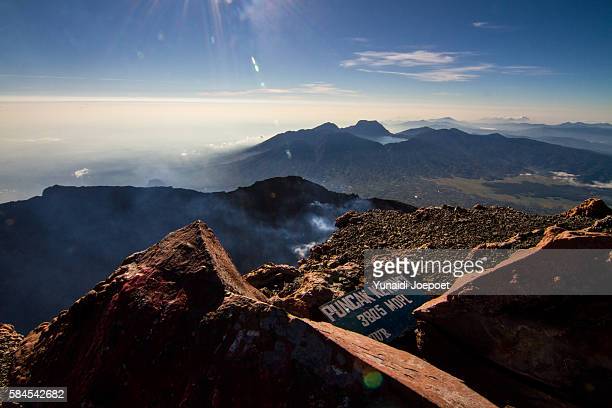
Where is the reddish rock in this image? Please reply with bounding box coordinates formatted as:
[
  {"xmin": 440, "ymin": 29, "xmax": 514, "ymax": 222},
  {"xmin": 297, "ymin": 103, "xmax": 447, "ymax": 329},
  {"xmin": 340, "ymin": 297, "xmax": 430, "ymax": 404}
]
[
  {"xmin": 270, "ymin": 271, "xmax": 337, "ymax": 318},
  {"xmin": 243, "ymin": 263, "xmax": 300, "ymax": 297},
  {"xmin": 564, "ymin": 198, "xmax": 612, "ymax": 219},
  {"xmin": 270, "ymin": 261, "xmax": 363, "ymax": 319},
  {"xmin": 243, "ymin": 262, "xmax": 358, "ymax": 319},
  {"xmin": 537, "ymin": 227, "xmax": 612, "ymax": 249},
  {"xmin": 415, "ymin": 228, "xmax": 612, "ymax": 405},
  {"xmin": 10, "ymin": 221, "xmax": 492, "ymax": 407},
  {"xmin": 334, "ymin": 210, "xmax": 362, "ymax": 228}
]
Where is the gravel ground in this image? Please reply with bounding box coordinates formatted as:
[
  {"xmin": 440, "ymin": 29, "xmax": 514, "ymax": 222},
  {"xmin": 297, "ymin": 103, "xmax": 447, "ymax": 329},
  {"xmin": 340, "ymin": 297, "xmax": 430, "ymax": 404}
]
[
  {"xmin": 300, "ymin": 205, "xmax": 596, "ymax": 271},
  {"xmin": 246, "ymin": 201, "xmax": 609, "ymax": 320}
]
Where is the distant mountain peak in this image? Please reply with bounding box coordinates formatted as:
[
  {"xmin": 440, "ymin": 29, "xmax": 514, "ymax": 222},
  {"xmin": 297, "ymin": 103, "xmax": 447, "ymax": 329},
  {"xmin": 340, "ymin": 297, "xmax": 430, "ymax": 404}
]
[
  {"xmin": 312, "ymin": 122, "xmax": 340, "ymax": 133},
  {"xmin": 343, "ymin": 120, "xmax": 392, "ymax": 136},
  {"xmin": 355, "ymin": 119, "xmax": 385, "ymax": 127}
]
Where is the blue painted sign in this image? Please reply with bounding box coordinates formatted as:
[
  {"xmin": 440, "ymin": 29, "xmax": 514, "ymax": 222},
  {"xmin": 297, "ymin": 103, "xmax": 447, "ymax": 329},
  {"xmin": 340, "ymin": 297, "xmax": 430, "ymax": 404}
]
[{"xmin": 319, "ymin": 285, "xmax": 429, "ymax": 343}]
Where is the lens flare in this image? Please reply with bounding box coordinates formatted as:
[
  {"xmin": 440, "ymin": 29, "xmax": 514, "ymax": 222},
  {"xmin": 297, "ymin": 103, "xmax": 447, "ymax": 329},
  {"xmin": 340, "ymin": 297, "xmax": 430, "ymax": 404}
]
[
  {"xmin": 362, "ymin": 370, "xmax": 383, "ymax": 389},
  {"xmin": 111, "ymin": 0, "xmax": 306, "ymax": 90},
  {"xmin": 251, "ymin": 56, "xmax": 260, "ymax": 72}
]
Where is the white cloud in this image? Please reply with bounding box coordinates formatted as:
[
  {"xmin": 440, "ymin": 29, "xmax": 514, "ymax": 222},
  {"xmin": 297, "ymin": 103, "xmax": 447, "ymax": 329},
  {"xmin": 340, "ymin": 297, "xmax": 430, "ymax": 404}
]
[
  {"xmin": 0, "ymin": 73, "xmax": 146, "ymax": 82},
  {"xmin": 74, "ymin": 168, "xmax": 89, "ymax": 178},
  {"xmin": 591, "ymin": 181, "xmax": 612, "ymax": 189},
  {"xmin": 341, "ymin": 50, "xmax": 456, "ymax": 68},
  {"xmin": 478, "ymin": 116, "xmax": 530, "ymax": 123},
  {"xmin": 432, "ymin": 91, "xmax": 462, "ymax": 96},
  {"xmin": 297, "ymin": 82, "xmax": 357, "ymax": 95},
  {"xmin": 199, "ymin": 82, "xmax": 357, "ymax": 97},
  {"xmin": 499, "ymin": 65, "xmax": 552, "ymax": 75},
  {"xmin": 341, "ymin": 49, "xmax": 484, "ymax": 82},
  {"xmin": 24, "ymin": 137, "xmax": 62, "ymax": 143},
  {"xmin": 347, "ymin": 37, "xmax": 369, "ymax": 43},
  {"xmin": 472, "ymin": 21, "xmax": 508, "ymax": 30},
  {"xmin": 357, "ymin": 64, "xmax": 493, "ymax": 82},
  {"xmin": 342, "ymin": 49, "xmax": 551, "ymax": 82},
  {"xmin": 5, "ymin": 137, "xmax": 63, "ymax": 143},
  {"xmin": 550, "ymin": 171, "xmax": 612, "ymax": 189}
]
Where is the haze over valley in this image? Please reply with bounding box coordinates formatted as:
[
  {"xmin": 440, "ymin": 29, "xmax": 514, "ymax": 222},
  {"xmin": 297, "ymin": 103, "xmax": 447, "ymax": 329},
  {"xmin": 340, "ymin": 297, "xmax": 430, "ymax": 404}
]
[{"xmin": 3, "ymin": 110, "xmax": 611, "ymax": 211}]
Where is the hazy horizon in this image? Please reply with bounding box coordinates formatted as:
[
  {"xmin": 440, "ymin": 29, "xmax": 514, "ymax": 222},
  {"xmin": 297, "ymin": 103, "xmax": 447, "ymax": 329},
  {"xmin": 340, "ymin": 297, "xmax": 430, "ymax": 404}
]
[{"xmin": 2, "ymin": 95, "xmax": 612, "ymax": 203}]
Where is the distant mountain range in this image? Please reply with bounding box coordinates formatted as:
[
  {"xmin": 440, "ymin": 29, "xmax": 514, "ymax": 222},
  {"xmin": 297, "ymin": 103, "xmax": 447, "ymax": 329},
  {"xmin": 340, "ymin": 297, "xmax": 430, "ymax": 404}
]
[
  {"xmin": 212, "ymin": 120, "xmax": 612, "ymax": 211},
  {"xmin": 242, "ymin": 123, "xmax": 612, "ymax": 182},
  {"xmin": 0, "ymin": 176, "xmax": 411, "ymax": 332},
  {"xmin": 391, "ymin": 117, "xmax": 612, "ymax": 155}
]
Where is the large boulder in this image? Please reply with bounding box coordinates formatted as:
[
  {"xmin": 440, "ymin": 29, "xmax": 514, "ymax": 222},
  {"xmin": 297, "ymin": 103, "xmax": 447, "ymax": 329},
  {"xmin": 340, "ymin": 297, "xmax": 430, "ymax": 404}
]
[
  {"xmin": 243, "ymin": 263, "xmax": 301, "ymax": 297},
  {"xmin": 537, "ymin": 226, "xmax": 612, "ymax": 249},
  {"xmin": 10, "ymin": 221, "xmax": 492, "ymax": 407},
  {"xmin": 414, "ymin": 228, "xmax": 612, "ymax": 405}
]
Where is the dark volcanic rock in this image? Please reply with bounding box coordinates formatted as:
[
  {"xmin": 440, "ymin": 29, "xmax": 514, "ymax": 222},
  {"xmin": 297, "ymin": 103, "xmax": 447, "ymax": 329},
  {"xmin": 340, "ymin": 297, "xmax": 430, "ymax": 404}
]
[
  {"xmin": 0, "ymin": 176, "xmax": 413, "ymax": 333},
  {"xmin": 414, "ymin": 228, "xmax": 612, "ymax": 406},
  {"xmin": 10, "ymin": 221, "xmax": 492, "ymax": 407}
]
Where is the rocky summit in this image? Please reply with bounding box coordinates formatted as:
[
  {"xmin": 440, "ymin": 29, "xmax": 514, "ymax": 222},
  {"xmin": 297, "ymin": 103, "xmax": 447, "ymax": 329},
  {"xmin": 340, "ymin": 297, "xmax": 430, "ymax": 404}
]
[
  {"xmin": 243, "ymin": 198, "xmax": 612, "ymax": 407},
  {"xmin": 5, "ymin": 220, "xmax": 493, "ymax": 408},
  {"xmin": 1, "ymin": 198, "xmax": 611, "ymax": 407},
  {"xmin": 247, "ymin": 201, "xmax": 601, "ymax": 320}
]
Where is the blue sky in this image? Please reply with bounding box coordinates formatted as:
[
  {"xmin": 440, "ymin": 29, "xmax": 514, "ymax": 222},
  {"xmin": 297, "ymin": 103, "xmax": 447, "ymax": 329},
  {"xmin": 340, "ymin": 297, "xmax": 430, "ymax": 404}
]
[{"xmin": 1, "ymin": 0, "xmax": 611, "ymax": 121}]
